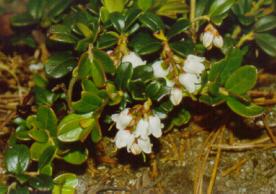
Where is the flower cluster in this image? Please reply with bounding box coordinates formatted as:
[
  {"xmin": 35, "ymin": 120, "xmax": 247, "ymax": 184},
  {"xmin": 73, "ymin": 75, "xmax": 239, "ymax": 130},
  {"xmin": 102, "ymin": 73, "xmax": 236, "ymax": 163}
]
[
  {"xmin": 151, "ymin": 55, "xmax": 206, "ymax": 106},
  {"xmin": 201, "ymin": 24, "xmax": 224, "ymax": 49},
  {"xmin": 111, "ymin": 107, "xmax": 164, "ymax": 155}
]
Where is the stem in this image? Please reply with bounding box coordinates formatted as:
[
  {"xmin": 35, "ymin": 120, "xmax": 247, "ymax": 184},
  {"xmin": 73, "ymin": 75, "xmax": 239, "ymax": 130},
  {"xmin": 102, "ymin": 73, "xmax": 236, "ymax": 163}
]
[
  {"xmin": 67, "ymin": 76, "xmax": 78, "ymax": 112},
  {"xmin": 190, "ymin": 0, "xmax": 197, "ymax": 42},
  {"xmin": 236, "ymin": 31, "xmax": 254, "ymax": 48}
]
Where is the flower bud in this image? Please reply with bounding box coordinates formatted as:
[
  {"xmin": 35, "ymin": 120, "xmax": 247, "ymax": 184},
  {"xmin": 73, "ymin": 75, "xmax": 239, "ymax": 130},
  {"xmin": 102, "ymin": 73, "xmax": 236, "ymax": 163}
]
[
  {"xmin": 213, "ymin": 35, "xmax": 224, "ymax": 48},
  {"xmin": 183, "ymin": 55, "xmax": 205, "ymax": 75},
  {"xmin": 202, "ymin": 31, "xmax": 214, "ymax": 49},
  {"xmin": 170, "ymin": 87, "xmax": 183, "ymax": 106}
]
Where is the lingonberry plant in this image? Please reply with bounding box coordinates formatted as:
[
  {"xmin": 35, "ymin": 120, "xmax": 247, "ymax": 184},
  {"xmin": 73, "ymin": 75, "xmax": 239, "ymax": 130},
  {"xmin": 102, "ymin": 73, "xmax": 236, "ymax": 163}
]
[{"xmin": 3, "ymin": 0, "xmax": 276, "ymax": 193}]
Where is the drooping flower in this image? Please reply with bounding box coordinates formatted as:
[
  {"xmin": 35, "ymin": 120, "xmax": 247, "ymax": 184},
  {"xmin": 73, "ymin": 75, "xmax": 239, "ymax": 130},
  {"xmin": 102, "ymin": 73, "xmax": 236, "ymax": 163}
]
[
  {"xmin": 201, "ymin": 24, "xmax": 224, "ymax": 49},
  {"xmin": 148, "ymin": 115, "xmax": 164, "ymax": 138},
  {"xmin": 114, "ymin": 129, "xmax": 135, "ymax": 149},
  {"xmin": 122, "ymin": 51, "xmax": 146, "ymax": 68},
  {"xmin": 111, "ymin": 109, "xmax": 132, "ymax": 130},
  {"xmin": 112, "ymin": 107, "xmax": 164, "ymax": 155},
  {"xmin": 152, "ymin": 60, "xmax": 169, "ymax": 78},
  {"xmin": 183, "ymin": 55, "xmax": 205, "ymax": 75},
  {"xmin": 179, "ymin": 73, "xmax": 201, "ymax": 93},
  {"xmin": 170, "ymin": 87, "xmax": 183, "ymax": 106}
]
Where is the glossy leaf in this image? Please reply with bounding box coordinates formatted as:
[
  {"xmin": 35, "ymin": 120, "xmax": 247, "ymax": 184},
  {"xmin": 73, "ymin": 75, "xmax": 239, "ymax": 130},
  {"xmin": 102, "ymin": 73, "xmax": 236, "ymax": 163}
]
[
  {"xmin": 4, "ymin": 145, "xmax": 30, "ymax": 174},
  {"xmin": 93, "ymin": 48, "xmax": 115, "ymax": 73},
  {"xmin": 255, "ymin": 16, "xmax": 276, "ymax": 33},
  {"xmin": 37, "ymin": 106, "xmax": 57, "ymax": 136},
  {"xmin": 91, "ymin": 59, "xmax": 106, "ymax": 88},
  {"xmin": 45, "ymin": 52, "xmax": 76, "ymax": 78},
  {"xmin": 255, "ymin": 33, "xmax": 276, "ymax": 57},
  {"xmin": 78, "ymin": 52, "xmax": 92, "ymax": 79},
  {"xmin": 102, "ymin": 0, "xmax": 126, "ymax": 13},
  {"xmin": 130, "ymin": 32, "xmax": 162, "ymax": 55},
  {"xmin": 225, "ymin": 65, "xmax": 257, "ymax": 95},
  {"xmin": 72, "ymin": 92, "xmax": 103, "ymax": 113},
  {"xmin": 28, "ymin": 130, "xmax": 48, "ymax": 143},
  {"xmin": 53, "ymin": 173, "xmax": 78, "ymax": 194},
  {"xmin": 29, "ymin": 175, "xmax": 53, "ymax": 191},
  {"xmin": 90, "ymin": 119, "xmax": 102, "ymax": 143},
  {"xmin": 27, "ymin": 0, "xmax": 47, "ymax": 19},
  {"xmin": 30, "ymin": 142, "xmax": 52, "ymax": 161},
  {"xmin": 115, "ymin": 62, "xmax": 133, "ymax": 90},
  {"xmin": 110, "ymin": 12, "xmax": 125, "ymax": 33},
  {"xmin": 63, "ymin": 148, "xmax": 88, "ymax": 165},
  {"xmin": 57, "ymin": 113, "xmax": 94, "ymax": 142},
  {"xmin": 38, "ymin": 146, "xmax": 56, "ymax": 169},
  {"xmin": 167, "ymin": 19, "xmax": 190, "ymax": 39},
  {"xmin": 97, "ymin": 33, "xmax": 118, "ymax": 49},
  {"xmin": 208, "ymin": 0, "xmax": 235, "ymax": 25},
  {"xmin": 125, "ymin": 8, "xmax": 142, "ymax": 30},
  {"xmin": 137, "ymin": 0, "xmax": 153, "ymax": 10},
  {"xmin": 11, "ymin": 13, "xmax": 37, "ymax": 27},
  {"xmin": 139, "ymin": 12, "xmax": 164, "ymax": 32},
  {"xmin": 226, "ymin": 97, "xmax": 264, "ymax": 118}
]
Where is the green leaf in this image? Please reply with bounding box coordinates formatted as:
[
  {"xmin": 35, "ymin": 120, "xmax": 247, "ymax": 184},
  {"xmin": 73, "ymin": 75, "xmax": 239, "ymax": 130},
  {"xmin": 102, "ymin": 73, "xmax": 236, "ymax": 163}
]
[
  {"xmin": 169, "ymin": 40, "xmax": 195, "ymax": 57},
  {"xmin": 115, "ymin": 62, "xmax": 133, "ymax": 90},
  {"xmin": 11, "ymin": 13, "xmax": 37, "ymax": 27},
  {"xmin": 130, "ymin": 32, "xmax": 162, "ymax": 55},
  {"xmin": 196, "ymin": 0, "xmax": 212, "ymax": 17},
  {"xmin": 4, "ymin": 145, "xmax": 30, "ymax": 174},
  {"xmin": 78, "ymin": 52, "xmax": 92, "ymax": 79},
  {"xmin": 139, "ymin": 12, "xmax": 164, "ymax": 32},
  {"xmin": 27, "ymin": 0, "xmax": 47, "ymax": 19},
  {"xmin": 93, "ymin": 48, "xmax": 115, "ymax": 73},
  {"xmin": 255, "ymin": 33, "xmax": 276, "ymax": 57},
  {"xmin": 110, "ymin": 12, "xmax": 125, "ymax": 33},
  {"xmin": 9, "ymin": 185, "xmax": 29, "ymax": 194},
  {"xmin": 30, "ymin": 142, "xmax": 52, "ymax": 161},
  {"xmin": 45, "ymin": 52, "xmax": 76, "ymax": 78},
  {"xmin": 231, "ymin": 0, "xmax": 254, "ymax": 26},
  {"xmin": 97, "ymin": 33, "xmax": 118, "ymax": 49},
  {"xmin": 91, "ymin": 59, "xmax": 106, "ymax": 88},
  {"xmin": 132, "ymin": 65, "xmax": 153, "ymax": 81},
  {"xmin": 47, "ymin": 0, "xmax": 73, "ymax": 18},
  {"xmin": 102, "ymin": 0, "xmax": 127, "ymax": 13},
  {"xmin": 37, "ymin": 106, "xmax": 57, "ymax": 136},
  {"xmin": 255, "ymin": 16, "xmax": 276, "ymax": 33},
  {"xmin": 34, "ymin": 86, "xmax": 57, "ymax": 106},
  {"xmin": 208, "ymin": 48, "xmax": 245, "ymax": 83},
  {"xmin": 28, "ymin": 129, "xmax": 48, "ymax": 143},
  {"xmin": 63, "ymin": 148, "xmax": 88, "ymax": 165},
  {"xmin": 76, "ymin": 23, "xmax": 93, "ymax": 38},
  {"xmin": 82, "ymin": 79, "xmax": 99, "ymax": 93},
  {"xmin": 57, "ymin": 113, "xmax": 94, "ymax": 142},
  {"xmin": 145, "ymin": 80, "xmax": 167, "ymax": 100},
  {"xmin": 167, "ymin": 19, "xmax": 190, "ymax": 39},
  {"xmin": 39, "ymin": 164, "xmax": 53, "ymax": 176},
  {"xmin": 137, "ymin": 0, "xmax": 153, "ymax": 11},
  {"xmin": 225, "ymin": 65, "xmax": 257, "ymax": 95},
  {"xmin": 38, "ymin": 146, "xmax": 56, "ymax": 169},
  {"xmin": 48, "ymin": 25, "xmax": 77, "ymax": 44},
  {"xmin": 125, "ymin": 8, "xmax": 142, "ymax": 30},
  {"xmin": 90, "ymin": 119, "xmax": 102, "ymax": 143},
  {"xmin": 128, "ymin": 80, "xmax": 147, "ymax": 100},
  {"xmin": 208, "ymin": 0, "xmax": 235, "ymax": 25},
  {"xmin": 29, "ymin": 175, "xmax": 53, "ymax": 191},
  {"xmin": 154, "ymin": 0, "xmax": 187, "ymax": 19},
  {"xmin": 170, "ymin": 108, "xmax": 191, "ymax": 127},
  {"xmin": 72, "ymin": 92, "xmax": 103, "ymax": 113},
  {"xmin": 226, "ymin": 97, "xmax": 264, "ymax": 118},
  {"xmin": 53, "ymin": 173, "xmax": 78, "ymax": 194}
]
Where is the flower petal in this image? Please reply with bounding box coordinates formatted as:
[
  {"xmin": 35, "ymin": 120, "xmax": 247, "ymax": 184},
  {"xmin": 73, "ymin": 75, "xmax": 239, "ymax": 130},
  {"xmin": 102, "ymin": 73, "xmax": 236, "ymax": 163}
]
[
  {"xmin": 152, "ymin": 60, "xmax": 169, "ymax": 78},
  {"xmin": 179, "ymin": 73, "xmax": 201, "ymax": 93},
  {"xmin": 111, "ymin": 109, "xmax": 132, "ymax": 130},
  {"xmin": 128, "ymin": 143, "xmax": 142, "ymax": 155},
  {"xmin": 170, "ymin": 87, "xmax": 183, "ymax": 106},
  {"xmin": 137, "ymin": 137, "xmax": 152, "ymax": 154},
  {"xmin": 135, "ymin": 119, "xmax": 149, "ymax": 138},
  {"xmin": 213, "ymin": 35, "xmax": 223, "ymax": 48},
  {"xmin": 202, "ymin": 31, "xmax": 214, "ymax": 48},
  {"xmin": 122, "ymin": 51, "xmax": 146, "ymax": 68},
  {"xmin": 148, "ymin": 115, "xmax": 163, "ymax": 138},
  {"xmin": 183, "ymin": 56, "xmax": 205, "ymax": 75},
  {"xmin": 115, "ymin": 130, "xmax": 134, "ymax": 149}
]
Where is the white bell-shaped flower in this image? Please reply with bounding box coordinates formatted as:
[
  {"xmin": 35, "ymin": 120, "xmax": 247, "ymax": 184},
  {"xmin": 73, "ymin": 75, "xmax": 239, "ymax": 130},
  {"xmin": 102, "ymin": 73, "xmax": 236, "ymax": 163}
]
[
  {"xmin": 213, "ymin": 35, "xmax": 224, "ymax": 48},
  {"xmin": 148, "ymin": 115, "xmax": 164, "ymax": 138},
  {"xmin": 152, "ymin": 60, "xmax": 169, "ymax": 78},
  {"xmin": 128, "ymin": 143, "xmax": 142, "ymax": 155},
  {"xmin": 137, "ymin": 137, "xmax": 152, "ymax": 154},
  {"xmin": 122, "ymin": 51, "xmax": 146, "ymax": 68},
  {"xmin": 111, "ymin": 109, "xmax": 132, "ymax": 130},
  {"xmin": 134, "ymin": 119, "xmax": 149, "ymax": 139},
  {"xmin": 170, "ymin": 87, "xmax": 183, "ymax": 106},
  {"xmin": 201, "ymin": 31, "xmax": 214, "ymax": 48},
  {"xmin": 114, "ymin": 129, "xmax": 135, "ymax": 149},
  {"xmin": 179, "ymin": 73, "xmax": 201, "ymax": 93},
  {"xmin": 183, "ymin": 55, "xmax": 205, "ymax": 75}
]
